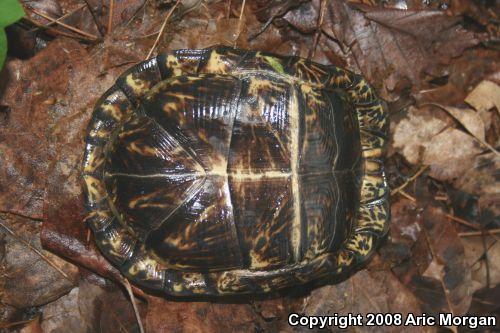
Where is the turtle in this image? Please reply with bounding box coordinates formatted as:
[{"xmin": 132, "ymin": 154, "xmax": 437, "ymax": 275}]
[{"xmin": 82, "ymin": 45, "xmax": 389, "ymax": 296}]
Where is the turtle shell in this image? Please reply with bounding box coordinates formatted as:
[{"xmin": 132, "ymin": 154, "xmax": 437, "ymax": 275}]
[{"xmin": 82, "ymin": 46, "xmax": 389, "ymax": 296}]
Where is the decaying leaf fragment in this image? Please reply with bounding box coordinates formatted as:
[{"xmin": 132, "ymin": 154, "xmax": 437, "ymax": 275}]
[{"xmin": 466, "ymin": 80, "xmax": 500, "ymax": 114}]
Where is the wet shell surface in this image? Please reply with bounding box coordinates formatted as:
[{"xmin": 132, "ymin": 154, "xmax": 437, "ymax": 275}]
[{"xmin": 82, "ymin": 46, "xmax": 389, "ymax": 296}]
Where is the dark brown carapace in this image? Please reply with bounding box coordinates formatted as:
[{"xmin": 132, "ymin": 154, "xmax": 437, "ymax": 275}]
[{"xmin": 82, "ymin": 46, "xmax": 389, "ymax": 296}]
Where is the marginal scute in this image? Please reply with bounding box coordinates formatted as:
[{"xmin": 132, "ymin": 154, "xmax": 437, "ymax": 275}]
[
  {"xmin": 94, "ymin": 219, "xmax": 136, "ymax": 265},
  {"xmin": 82, "ymin": 45, "xmax": 389, "ymax": 296}
]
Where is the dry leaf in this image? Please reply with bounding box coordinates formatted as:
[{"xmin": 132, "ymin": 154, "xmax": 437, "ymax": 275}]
[
  {"xmin": 423, "ymin": 127, "xmax": 483, "ymax": 180},
  {"xmin": 454, "ymin": 152, "xmax": 499, "ymax": 197},
  {"xmin": 301, "ymin": 269, "xmax": 427, "ymax": 333},
  {"xmin": 432, "ymin": 104, "xmax": 486, "ymax": 142},
  {"xmin": 466, "ymin": 80, "xmax": 500, "ymax": 114},
  {"xmin": 462, "ymin": 238, "xmax": 500, "ymax": 294},
  {"xmin": 392, "ymin": 106, "xmax": 449, "ymax": 165},
  {"xmin": 421, "ymin": 206, "xmax": 472, "ymax": 317},
  {"xmin": 0, "ymin": 215, "xmax": 78, "ymax": 308}
]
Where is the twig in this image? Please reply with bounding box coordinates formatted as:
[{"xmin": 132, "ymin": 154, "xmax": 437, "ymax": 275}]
[
  {"xmin": 234, "ymin": 0, "xmax": 246, "ymax": 47},
  {"xmin": 29, "ymin": 8, "xmax": 99, "ymax": 41},
  {"xmin": 309, "ymin": 0, "xmax": 326, "ymax": 59},
  {"xmin": 108, "ymin": 0, "xmax": 114, "ymax": 35},
  {"xmin": 125, "ymin": 0, "xmax": 150, "ymax": 27},
  {"xmin": 0, "ymin": 221, "xmax": 71, "ymax": 280},
  {"xmin": 458, "ymin": 229, "xmax": 500, "ymax": 237},
  {"xmin": 122, "ymin": 277, "xmax": 145, "ymax": 333},
  {"xmin": 445, "ymin": 213, "xmax": 500, "ymax": 241},
  {"xmin": 0, "ymin": 317, "xmax": 40, "ymax": 329},
  {"xmin": 227, "ymin": 0, "xmax": 232, "ymax": 19},
  {"xmin": 28, "ymin": 4, "xmax": 87, "ymax": 32},
  {"xmin": 0, "ymin": 210, "xmax": 43, "ymax": 222},
  {"xmin": 398, "ymin": 189, "xmax": 416, "ymax": 202},
  {"xmin": 145, "ymin": 0, "xmax": 180, "ymax": 60},
  {"xmin": 23, "ymin": 16, "xmax": 94, "ymax": 42},
  {"xmin": 391, "ymin": 165, "xmax": 429, "ymax": 196}
]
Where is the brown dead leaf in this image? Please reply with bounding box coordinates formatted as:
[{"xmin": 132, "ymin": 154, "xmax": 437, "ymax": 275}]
[
  {"xmin": 145, "ymin": 297, "xmax": 262, "ymax": 333},
  {"xmin": 462, "ymin": 237, "xmax": 500, "ymax": 294},
  {"xmin": 415, "ymin": 48, "xmax": 500, "ymax": 106},
  {"xmin": 383, "ymin": 198, "xmax": 432, "ymax": 283},
  {"xmin": 431, "ymin": 104, "xmax": 486, "ymax": 142},
  {"xmin": 454, "ymin": 152, "xmax": 499, "ymax": 197},
  {"xmin": 423, "ymin": 128, "xmax": 483, "ymax": 180},
  {"xmin": 39, "ymin": 38, "xmax": 128, "ymax": 282},
  {"xmin": 466, "ymin": 80, "xmax": 500, "ymax": 114},
  {"xmin": 392, "ymin": 106, "xmax": 449, "ymax": 165},
  {"xmin": 78, "ymin": 279, "xmax": 145, "ymax": 333},
  {"xmin": 421, "ymin": 205, "xmax": 472, "ymax": 317},
  {"xmin": 463, "ymin": 284, "xmax": 500, "ymax": 331},
  {"xmin": 40, "ymin": 288, "xmax": 85, "ymax": 333},
  {"xmin": 282, "ymin": 0, "xmax": 483, "ymax": 99},
  {"xmin": 0, "ymin": 214, "xmax": 78, "ymax": 308},
  {"xmin": 300, "ymin": 269, "xmax": 426, "ymax": 333}
]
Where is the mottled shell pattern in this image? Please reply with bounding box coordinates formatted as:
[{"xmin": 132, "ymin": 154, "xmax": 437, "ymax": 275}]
[{"xmin": 82, "ymin": 46, "xmax": 389, "ymax": 296}]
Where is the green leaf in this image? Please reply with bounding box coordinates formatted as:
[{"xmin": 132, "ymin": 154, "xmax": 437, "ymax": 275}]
[
  {"xmin": 0, "ymin": 29, "xmax": 7, "ymax": 69},
  {"xmin": 0, "ymin": 0, "xmax": 24, "ymax": 69},
  {"xmin": 0, "ymin": 0, "xmax": 25, "ymax": 28}
]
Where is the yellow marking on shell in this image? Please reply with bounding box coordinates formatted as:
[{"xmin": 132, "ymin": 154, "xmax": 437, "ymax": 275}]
[
  {"xmin": 356, "ymin": 203, "xmax": 387, "ymax": 232},
  {"xmin": 224, "ymin": 170, "xmax": 290, "ymax": 180},
  {"xmin": 205, "ymin": 51, "xmax": 228, "ymax": 74},
  {"xmin": 128, "ymin": 191, "xmax": 166, "ymax": 209},
  {"xmin": 166, "ymin": 55, "xmax": 183, "ymax": 76},
  {"xmin": 247, "ymin": 76, "xmax": 283, "ymax": 97},
  {"xmin": 289, "ymin": 86, "xmax": 302, "ymax": 260},
  {"xmin": 296, "ymin": 59, "xmax": 328, "ymax": 84},
  {"xmin": 365, "ymin": 160, "xmax": 382, "ymax": 173},
  {"xmin": 126, "ymin": 142, "xmax": 158, "ymax": 156},
  {"xmin": 173, "ymin": 283, "xmax": 183, "ymax": 292},
  {"xmin": 84, "ymin": 175, "xmax": 106, "ymax": 202},
  {"xmin": 363, "ymin": 148, "xmax": 383, "ymax": 158},
  {"xmin": 182, "ymin": 273, "xmax": 206, "ymax": 293},
  {"xmin": 125, "ymin": 74, "xmax": 147, "ymax": 95},
  {"xmin": 249, "ymin": 249, "xmax": 271, "ymax": 269},
  {"xmin": 101, "ymin": 103, "xmax": 123, "ymax": 121},
  {"xmin": 163, "ymin": 102, "xmax": 179, "ymax": 113},
  {"xmin": 127, "ymin": 256, "xmax": 160, "ymax": 279},
  {"xmin": 347, "ymin": 233, "xmax": 373, "ymax": 257},
  {"xmin": 337, "ymin": 251, "xmax": 354, "ymax": 267},
  {"xmin": 301, "ymin": 83, "xmax": 324, "ymax": 106},
  {"xmin": 84, "ymin": 147, "xmax": 105, "ymax": 173},
  {"xmin": 89, "ymin": 122, "xmax": 113, "ymax": 138},
  {"xmin": 360, "ymin": 175, "xmax": 386, "ymax": 200}
]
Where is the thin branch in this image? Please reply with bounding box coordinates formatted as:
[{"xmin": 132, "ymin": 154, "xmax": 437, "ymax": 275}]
[
  {"xmin": 29, "ymin": 8, "xmax": 99, "ymax": 41},
  {"xmin": 23, "ymin": 16, "xmax": 94, "ymax": 42},
  {"xmin": 234, "ymin": 0, "xmax": 246, "ymax": 47},
  {"xmin": 309, "ymin": 0, "xmax": 326, "ymax": 59},
  {"xmin": 145, "ymin": 0, "xmax": 180, "ymax": 60},
  {"xmin": 398, "ymin": 189, "xmax": 416, "ymax": 202},
  {"xmin": 458, "ymin": 229, "xmax": 500, "ymax": 237},
  {"xmin": 391, "ymin": 165, "xmax": 429, "ymax": 196},
  {"xmin": 445, "ymin": 214, "xmax": 500, "ymax": 241},
  {"xmin": 0, "ymin": 221, "xmax": 71, "ymax": 280},
  {"xmin": 121, "ymin": 277, "xmax": 145, "ymax": 333},
  {"xmin": 107, "ymin": 0, "xmax": 114, "ymax": 35},
  {"xmin": 28, "ymin": 4, "xmax": 87, "ymax": 32}
]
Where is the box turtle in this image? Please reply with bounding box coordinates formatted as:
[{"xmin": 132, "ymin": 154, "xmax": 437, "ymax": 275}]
[{"xmin": 82, "ymin": 45, "xmax": 389, "ymax": 296}]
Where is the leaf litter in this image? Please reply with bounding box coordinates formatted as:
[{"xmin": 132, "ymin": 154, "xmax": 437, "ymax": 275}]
[{"xmin": 0, "ymin": 0, "xmax": 499, "ymax": 332}]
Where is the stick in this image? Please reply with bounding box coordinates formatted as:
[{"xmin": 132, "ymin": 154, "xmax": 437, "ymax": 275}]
[
  {"xmin": 145, "ymin": 0, "xmax": 180, "ymax": 60},
  {"xmin": 29, "ymin": 8, "xmax": 99, "ymax": 41}
]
